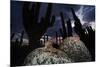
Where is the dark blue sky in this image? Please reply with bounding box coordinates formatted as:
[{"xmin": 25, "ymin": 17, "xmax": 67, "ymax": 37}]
[{"xmin": 11, "ymin": 1, "xmax": 95, "ymax": 37}]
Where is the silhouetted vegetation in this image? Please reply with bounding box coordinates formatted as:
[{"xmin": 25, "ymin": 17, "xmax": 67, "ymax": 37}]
[
  {"xmin": 59, "ymin": 12, "xmax": 73, "ymax": 39},
  {"xmin": 66, "ymin": 19, "xmax": 73, "ymax": 37},
  {"xmin": 11, "ymin": 2, "xmax": 95, "ymax": 66},
  {"xmin": 11, "ymin": 2, "xmax": 55, "ymax": 66},
  {"xmin": 71, "ymin": 8, "xmax": 95, "ymax": 61},
  {"xmin": 23, "ymin": 2, "xmax": 55, "ymax": 49},
  {"xmin": 60, "ymin": 12, "xmax": 67, "ymax": 39}
]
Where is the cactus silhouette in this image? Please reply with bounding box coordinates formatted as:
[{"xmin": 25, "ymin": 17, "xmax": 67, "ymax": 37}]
[
  {"xmin": 46, "ymin": 35, "xmax": 49, "ymax": 41},
  {"xmin": 60, "ymin": 12, "xmax": 67, "ymax": 39},
  {"xmin": 60, "ymin": 12, "xmax": 73, "ymax": 39},
  {"xmin": 19, "ymin": 31, "xmax": 24, "ymax": 45},
  {"xmin": 71, "ymin": 8, "xmax": 84, "ymax": 36},
  {"xmin": 71, "ymin": 8, "xmax": 95, "ymax": 61},
  {"xmin": 55, "ymin": 31, "xmax": 58, "ymax": 44},
  {"xmin": 59, "ymin": 28, "xmax": 64, "ymax": 39},
  {"xmin": 11, "ymin": 33, "xmax": 15, "ymax": 40},
  {"xmin": 23, "ymin": 2, "xmax": 55, "ymax": 49},
  {"xmin": 66, "ymin": 19, "xmax": 72, "ymax": 37},
  {"xmin": 85, "ymin": 26, "xmax": 95, "ymax": 61},
  {"xmin": 43, "ymin": 35, "xmax": 46, "ymax": 45}
]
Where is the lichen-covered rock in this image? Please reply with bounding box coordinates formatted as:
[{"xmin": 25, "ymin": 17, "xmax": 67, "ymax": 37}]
[
  {"xmin": 23, "ymin": 36, "xmax": 91, "ymax": 65},
  {"xmin": 60, "ymin": 37, "xmax": 91, "ymax": 62},
  {"xmin": 23, "ymin": 48, "xmax": 73, "ymax": 65}
]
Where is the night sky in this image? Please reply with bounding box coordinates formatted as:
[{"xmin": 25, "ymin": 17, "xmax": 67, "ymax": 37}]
[{"xmin": 11, "ymin": 1, "xmax": 95, "ymax": 38}]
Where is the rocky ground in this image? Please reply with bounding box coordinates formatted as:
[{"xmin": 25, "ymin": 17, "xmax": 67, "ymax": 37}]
[
  {"xmin": 60, "ymin": 37, "xmax": 91, "ymax": 62},
  {"xmin": 23, "ymin": 37, "xmax": 91, "ymax": 66},
  {"xmin": 23, "ymin": 48, "xmax": 73, "ymax": 65}
]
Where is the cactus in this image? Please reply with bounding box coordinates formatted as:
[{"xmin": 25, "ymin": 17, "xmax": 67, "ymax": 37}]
[
  {"xmin": 85, "ymin": 26, "xmax": 95, "ymax": 61},
  {"xmin": 66, "ymin": 19, "xmax": 72, "ymax": 37},
  {"xmin": 11, "ymin": 33, "xmax": 15, "ymax": 40},
  {"xmin": 60, "ymin": 12, "xmax": 67, "ymax": 39},
  {"xmin": 23, "ymin": 2, "xmax": 55, "ymax": 49},
  {"xmin": 71, "ymin": 8, "xmax": 84, "ymax": 36},
  {"xmin": 43, "ymin": 35, "xmax": 46, "ymax": 45},
  {"xmin": 59, "ymin": 28, "xmax": 64, "ymax": 39},
  {"xmin": 55, "ymin": 32, "xmax": 58, "ymax": 44},
  {"xmin": 60, "ymin": 12, "xmax": 73, "ymax": 39},
  {"xmin": 71, "ymin": 8, "xmax": 95, "ymax": 61},
  {"xmin": 15, "ymin": 38, "xmax": 19, "ymax": 45},
  {"xmin": 19, "ymin": 31, "xmax": 24, "ymax": 45},
  {"xmin": 46, "ymin": 35, "xmax": 49, "ymax": 41}
]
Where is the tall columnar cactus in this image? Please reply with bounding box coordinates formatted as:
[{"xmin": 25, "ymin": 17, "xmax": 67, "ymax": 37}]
[
  {"xmin": 23, "ymin": 2, "xmax": 55, "ymax": 49},
  {"xmin": 71, "ymin": 8, "xmax": 84, "ymax": 36},
  {"xmin": 46, "ymin": 35, "xmax": 49, "ymax": 41},
  {"xmin": 15, "ymin": 38, "xmax": 19, "ymax": 45},
  {"xmin": 60, "ymin": 12, "xmax": 67, "ymax": 39},
  {"xmin": 85, "ymin": 26, "xmax": 95, "ymax": 61},
  {"xmin": 71, "ymin": 8, "xmax": 95, "ymax": 61},
  {"xmin": 59, "ymin": 28, "xmax": 64, "ymax": 39},
  {"xmin": 66, "ymin": 19, "xmax": 72, "ymax": 37},
  {"xmin": 71, "ymin": 8, "xmax": 86, "ymax": 42},
  {"xmin": 19, "ymin": 31, "xmax": 24, "ymax": 45},
  {"xmin": 11, "ymin": 33, "xmax": 15, "ymax": 41},
  {"xmin": 71, "ymin": 8, "xmax": 88, "ymax": 48},
  {"xmin": 43, "ymin": 35, "xmax": 46, "ymax": 45},
  {"xmin": 55, "ymin": 32, "xmax": 58, "ymax": 44},
  {"xmin": 60, "ymin": 12, "xmax": 73, "ymax": 39}
]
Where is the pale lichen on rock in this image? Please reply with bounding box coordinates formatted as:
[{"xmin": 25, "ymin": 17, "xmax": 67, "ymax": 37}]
[
  {"xmin": 23, "ymin": 48, "xmax": 72, "ymax": 65},
  {"xmin": 23, "ymin": 37, "xmax": 91, "ymax": 65},
  {"xmin": 60, "ymin": 37, "xmax": 91, "ymax": 62}
]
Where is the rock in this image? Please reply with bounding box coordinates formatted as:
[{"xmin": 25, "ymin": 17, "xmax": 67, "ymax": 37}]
[
  {"xmin": 23, "ymin": 37, "xmax": 91, "ymax": 65},
  {"xmin": 23, "ymin": 48, "xmax": 73, "ymax": 65},
  {"xmin": 60, "ymin": 37, "xmax": 91, "ymax": 62}
]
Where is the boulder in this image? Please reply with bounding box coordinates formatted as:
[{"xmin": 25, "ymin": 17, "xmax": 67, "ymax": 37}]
[
  {"xmin": 60, "ymin": 37, "xmax": 91, "ymax": 62},
  {"xmin": 23, "ymin": 37, "xmax": 91, "ymax": 65},
  {"xmin": 23, "ymin": 47, "xmax": 73, "ymax": 65}
]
